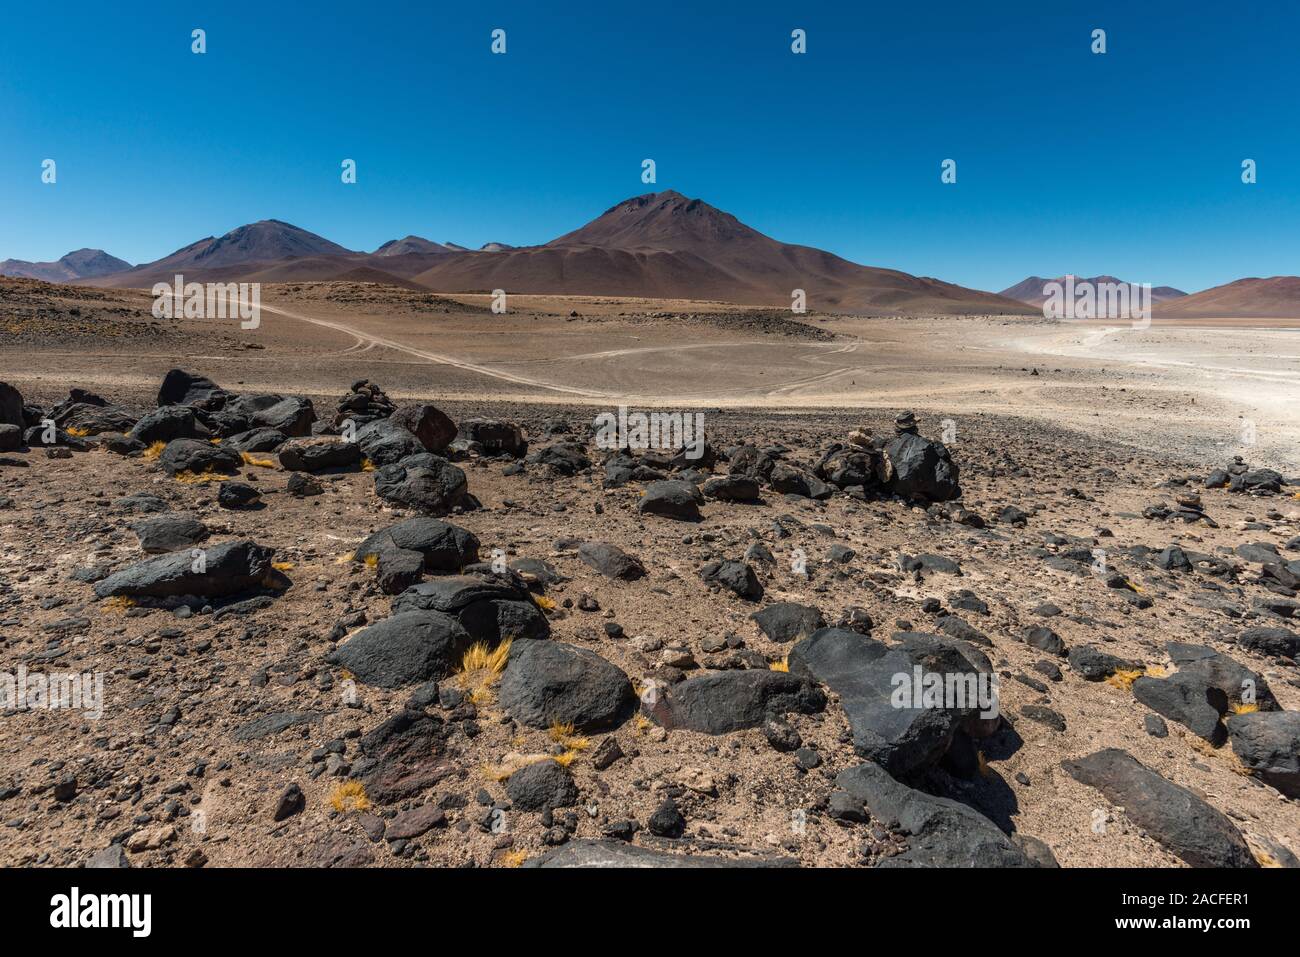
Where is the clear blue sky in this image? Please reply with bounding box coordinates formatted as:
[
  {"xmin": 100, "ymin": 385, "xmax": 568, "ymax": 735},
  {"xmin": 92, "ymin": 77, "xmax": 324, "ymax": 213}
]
[{"xmin": 2, "ymin": 0, "xmax": 1296, "ymax": 292}]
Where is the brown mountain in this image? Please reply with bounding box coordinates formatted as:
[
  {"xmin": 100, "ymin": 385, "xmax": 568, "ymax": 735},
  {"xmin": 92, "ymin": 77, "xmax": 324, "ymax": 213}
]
[
  {"xmin": 80, "ymin": 192, "xmax": 1035, "ymax": 314},
  {"xmin": 1155, "ymin": 276, "xmax": 1300, "ymax": 319},
  {"xmin": 1000, "ymin": 275, "xmax": 1187, "ymax": 306},
  {"xmin": 411, "ymin": 191, "xmax": 1035, "ymax": 315},
  {"xmin": 373, "ymin": 236, "xmax": 451, "ymax": 256},
  {"xmin": 0, "ymin": 248, "xmax": 132, "ymax": 282},
  {"xmin": 96, "ymin": 221, "xmax": 355, "ymax": 287}
]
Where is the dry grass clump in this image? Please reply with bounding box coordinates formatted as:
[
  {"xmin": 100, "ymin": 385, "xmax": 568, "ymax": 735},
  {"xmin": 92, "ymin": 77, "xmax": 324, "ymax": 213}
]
[
  {"xmin": 240, "ymin": 451, "xmax": 276, "ymax": 468},
  {"xmin": 102, "ymin": 595, "xmax": 137, "ymax": 613},
  {"xmin": 174, "ymin": 468, "xmax": 230, "ymax": 484},
  {"xmin": 143, "ymin": 441, "xmax": 166, "ymax": 462},
  {"xmin": 456, "ymin": 639, "xmax": 512, "ymax": 704},
  {"xmin": 1104, "ymin": 667, "xmax": 1145, "ymax": 691},
  {"xmin": 327, "ymin": 780, "xmax": 371, "ymax": 814},
  {"xmin": 769, "ymin": 657, "xmax": 789, "ymax": 673}
]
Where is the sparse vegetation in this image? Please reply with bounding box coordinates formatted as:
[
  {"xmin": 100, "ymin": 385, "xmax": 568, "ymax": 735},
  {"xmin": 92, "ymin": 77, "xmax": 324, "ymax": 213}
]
[
  {"xmin": 327, "ymin": 780, "xmax": 371, "ymax": 814},
  {"xmin": 456, "ymin": 639, "xmax": 512, "ymax": 704}
]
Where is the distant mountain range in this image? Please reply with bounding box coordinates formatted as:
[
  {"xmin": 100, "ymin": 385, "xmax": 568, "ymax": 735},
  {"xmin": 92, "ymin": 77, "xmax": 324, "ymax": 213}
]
[
  {"xmin": 0, "ymin": 248, "xmax": 132, "ymax": 282},
  {"xmin": 999, "ymin": 275, "xmax": 1188, "ymax": 306},
  {"xmin": 7, "ymin": 192, "xmax": 1299, "ymax": 316}
]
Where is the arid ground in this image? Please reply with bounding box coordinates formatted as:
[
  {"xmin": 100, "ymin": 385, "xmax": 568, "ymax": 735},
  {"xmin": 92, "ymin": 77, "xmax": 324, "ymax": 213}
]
[{"xmin": 1, "ymin": 279, "xmax": 1297, "ymax": 868}]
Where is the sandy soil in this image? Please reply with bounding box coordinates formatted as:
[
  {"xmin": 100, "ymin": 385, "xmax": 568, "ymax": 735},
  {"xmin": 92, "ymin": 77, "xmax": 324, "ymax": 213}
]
[{"xmin": 1, "ymin": 279, "xmax": 1297, "ymax": 869}]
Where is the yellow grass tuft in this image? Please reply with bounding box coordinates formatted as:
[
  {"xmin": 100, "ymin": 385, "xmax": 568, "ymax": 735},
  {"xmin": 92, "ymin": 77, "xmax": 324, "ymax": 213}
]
[
  {"xmin": 208, "ymin": 437, "xmax": 223, "ymax": 445},
  {"xmin": 175, "ymin": 468, "xmax": 230, "ymax": 484},
  {"xmin": 240, "ymin": 451, "xmax": 276, "ymax": 468},
  {"xmin": 548, "ymin": 721, "xmax": 590, "ymax": 761},
  {"xmin": 271, "ymin": 561, "xmax": 295, "ymax": 572},
  {"xmin": 633, "ymin": 714, "xmax": 652, "ymax": 734},
  {"xmin": 334, "ymin": 551, "xmax": 355, "ymax": 565},
  {"xmin": 1145, "ymin": 665, "xmax": 1169, "ymax": 678},
  {"xmin": 327, "ymin": 780, "xmax": 371, "ymax": 814},
  {"xmin": 360, "ymin": 457, "xmax": 375, "ymax": 472},
  {"xmin": 363, "ymin": 553, "xmax": 379, "ymax": 569},
  {"xmin": 103, "ymin": 595, "xmax": 137, "ymax": 613},
  {"xmin": 533, "ymin": 594, "xmax": 557, "ymax": 611},
  {"xmin": 143, "ymin": 441, "xmax": 166, "ymax": 462},
  {"xmin": 769, "ymin": 657, "xmax": 789, "ymax": 673},
  {"xmin": 65, "ymin": 425, "xmax": 90, "ymax": 438},
  {"xmin": 499, "ymin": 849, "xmax": 529, "ymax": 868},
  {"xmin": 1104, "ymin": 668, "xmax": 1145, "ymax": 691},
  {"xmin": 1230, "ymin": 701, "xmax": 1259, "ymax": 715},
  {"xmin": 457, "ymin": 639, "xmax": 512, "ymax": 704}
]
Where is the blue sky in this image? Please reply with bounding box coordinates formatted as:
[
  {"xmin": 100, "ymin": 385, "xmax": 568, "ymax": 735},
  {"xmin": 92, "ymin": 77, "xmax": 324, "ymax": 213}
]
[{"xmin": 2, "ymin": 0, "xmax": 1296, "ymax": 292}]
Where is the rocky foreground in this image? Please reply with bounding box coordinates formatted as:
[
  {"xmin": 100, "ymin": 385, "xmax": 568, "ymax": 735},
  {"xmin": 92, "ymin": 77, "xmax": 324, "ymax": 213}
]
[{"xmin": 0, "ymin": 372, "xmax": 1298, "ymax": 868}]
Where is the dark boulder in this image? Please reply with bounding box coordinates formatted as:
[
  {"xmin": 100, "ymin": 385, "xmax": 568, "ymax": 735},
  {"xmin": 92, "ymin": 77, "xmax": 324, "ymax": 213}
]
[
  {"xmin": 390, "ymin": 403, "xmax": 456, "ymax": 453},
  {"xmin": 158, "ymin": 369, "xmax": 227, "ymax": 408},
  {"xmin": 373, "ymin": 457, "xmax": 471, "ymax": 514},
  {"xmin": 505, "ymin": 759, "xmax": 578, "ymax": 811},
  {"xmin": 1225, "ymin": 711, "xmax": 1300, "ymax": 797},
  {"xmin": 131, "ymin": 515, "xmax": 209, "ymax": 554},
  {"xmin": 751, "ymin": 602, "xmax": 826, "ymax": 644},
  {"xmin": 700, "ymin": 560, "xmax": 763, "ymax": 601},
  {"xmin": 883, "ymin": 432, "xmax": 960, "ymax": 501},
  {"xmin": 578, "ymin": 542, "xmax": 645, "ymax": 580},
  {"xmin": 353, "ymin": 517, "xmax": 479, "ymax": 572},
  {"xmin": 1062, "ymin": 749, "xmax": 1257, "ymax": 868},
  {"xmin": 94, "ymin": 540, "xmax": 286, "ymax": 600},
  {"xmin": 647, "ymin": 670, "xmax": 825, "ymax": 734},
  {"xmin": 325, "ymin": 610, "xmax": 474, "ymax": 688},
  {"xmin": 638, "ymin": 480, "xmax": 703, "ymax": 520},
  {"xmin": 129, "ymin": 406, "xmax": 211, "ymax": 445},
  {"xmin": 277, "ymin": 436, "xmax": 361, "ymax": 472},
  {"xmin": 158, "ymin": 438, "xmax": 242, "ymax": 477},
  {"xmin": 499, "ymin": 639, "xmax": 636, "ymax": 732}
]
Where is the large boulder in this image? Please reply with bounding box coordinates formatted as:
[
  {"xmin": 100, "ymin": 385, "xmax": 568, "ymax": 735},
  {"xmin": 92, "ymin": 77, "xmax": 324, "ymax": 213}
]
[
  {"xmin": 1225, "ymin": 711, "xmax": 1300, "ymax": 797},
  {"xmin": 752, "ymin": 602, "xmax": 826, "ymax": 644},
  {"xmin": 1238, "ymin": 626, "xmax": 1300, "ymax": 659},
  {"xmin": 505, "ymin": 759, "xmax": 578, "ymax": 811},
  {"xmin": 390, "ymin": 403, "xmax": 456, "ymax": 453},
  {"xmin": 222, "ymin": 428, "xmax": 289, "ymax": 453},
  {"xmin": 647, "ymin": 670, "xmax": 825, "ymax": 734},
  {"xmin": 93, "ymin": 540, "xmax": 285, "ymax": 600},
  {"xmin": 55, "ymin": 403, "xmax": 136, "ymax": 435},
  {"xmin": 373, "ymin": 456, "xmax": 471, "ymax": 514},
  {"xmin": 0, "ymin": 382, "xmax": 24, "ymax": 428},
  {"xmin": 158, "ymin": 438, "xmax": 242, "ymax": 477},
  {"xmin": 225, "ymin": 394, "xmax": 316, "ymax": 436},
  {"xmin": 325, "ymin": 611, "xmax": 474, "ymax": 688},
  {"xmin": 158, "ymin": 369, "xmax": 227, "ymax": 408},
  {"xmin": 788, "ymin": 628, "xmax": 996, "ymax": 776},
  {"xmin": 701, "ymin": 475, "xmax": 761, "ymax": 502},
  {"xmin": 356, "ymin": 419, "xmax": 424, "ymax": 467},
  {"xmin": 578, "ymin": 542, "xmax": 645, "ymax": 580},
  {"xmin": 129, "ymin": 406, "xmax": 211, "ymax": 445},
  {"xmin": 392, "ymin": 574, "xmax": 549, "ymax": 643},
  {"xmin": 498, "ymin": 639, "xmax": 636, "ymax": 732},
  {"xmin": 277, "ymin": 436, "xmax": 361, "ymax": 472},
  {"xmin": 814, "ymin": 444, "xmax": 883, "ymax": 490},
  {"xmin": 458, "ymin": 418, "xmax": 526, "ymax": 457},
  {"xmin": 700, "ymin": 560, "xmax": 763, "ymax": 601},
  {"xmin": 352, "ymin": 517, "xmax": 479, "ymax": 572},
  {"xmin": 883, "ymin": 432, "xmax": 960, "ymax": 502},
  {"xmin": 835, "ymin": 763, "xmax": 1041, "ymax": 867},
  {"xmin": 131, "ymin": 515, "xmax": 209, "ymax": 554},
  {"xmin": 1061, "ymin": 749, "xmax": 1258, "ymax": 868},
  {"xmin": 638, "ymin": 480, "xmax": 703, "ymax": 520}
]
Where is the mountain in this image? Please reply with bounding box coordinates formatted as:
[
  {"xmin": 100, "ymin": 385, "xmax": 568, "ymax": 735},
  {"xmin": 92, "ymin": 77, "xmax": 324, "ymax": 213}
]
[
  {"xmin": 1155, "ymin": 276, "xmax": 1300, "ymax": 319},
  {"xmin": 412, "ymin": 191, "xmax": 1035, "ymax": 315},
  {"xmin": 1000, "ymin": 275, "xmax": 1187, "ymax": 306},
  {"xmin": 0, "ymin": 248, "xmax": 131, "ymax": 282},
  {"xmin": 95, "ymin": 220, "xmax": 354, "ymax": 286},
  {"xmin": 373, "ymin": 236, "xmax": 451, "ymax": 256},
  {"xmin": 76, "ymin": 193, "xmax": 1036, "ymax": 314}
]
